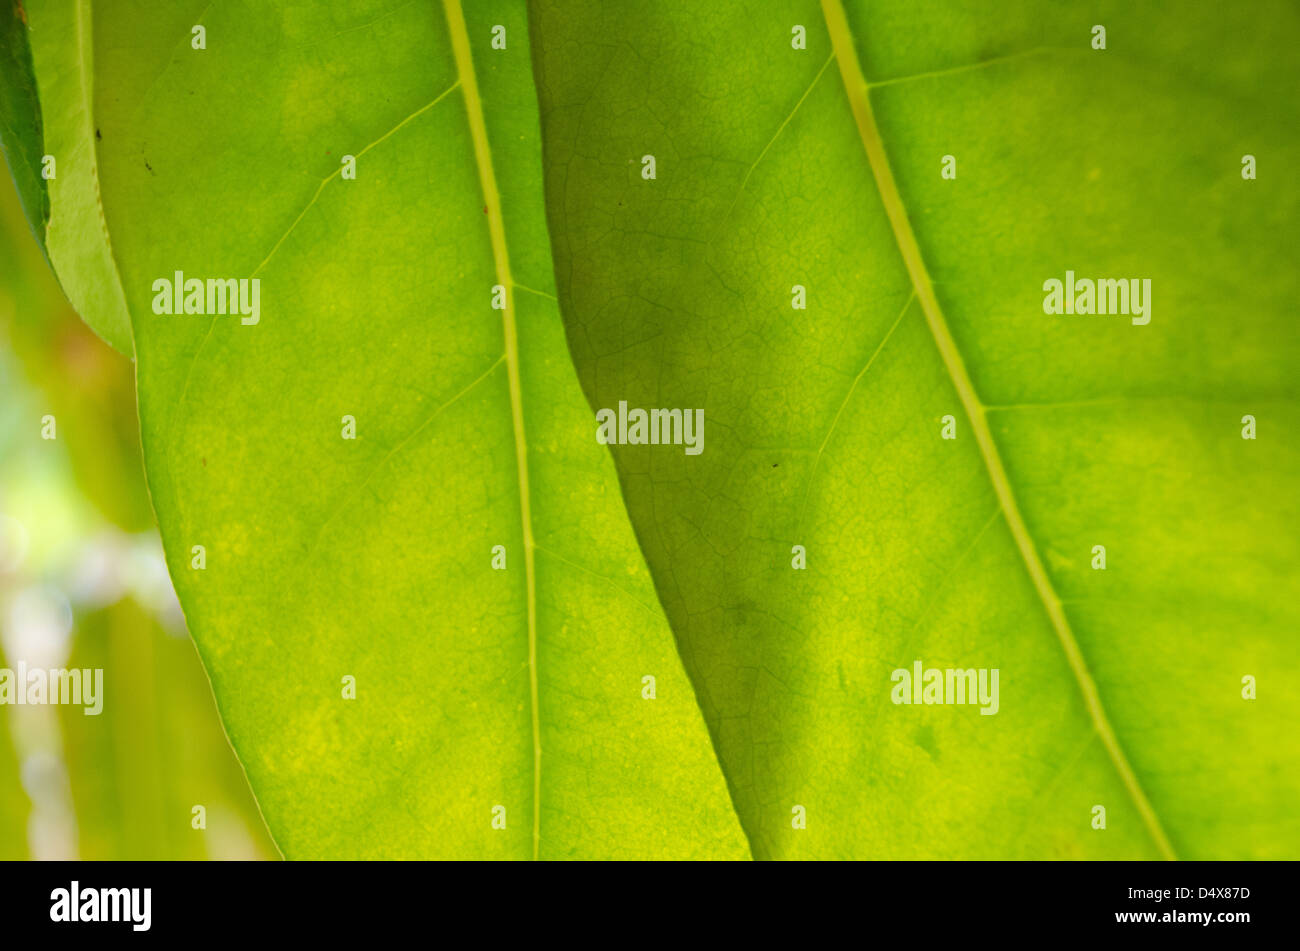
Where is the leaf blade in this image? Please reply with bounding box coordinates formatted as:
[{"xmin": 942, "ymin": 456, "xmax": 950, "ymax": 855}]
[
  {"xmin": 30, "ymin": 0, "xmax": 748, "ymax": 859},
  {"xmin": 531, "ymin": 0, "xmax": 1300, "ymax": 858},
  {"xmin": 24, "ymin": 0, "xmax": 133, "ymax": 355},
  {"xmin": 821, "ymin": 0, "xmax": 1175, "ymax": 858}
]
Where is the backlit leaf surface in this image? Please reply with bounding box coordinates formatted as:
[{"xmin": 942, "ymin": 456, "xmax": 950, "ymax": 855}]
[
  {"xmin": 531, "ymin": 0, "xmax": 1300, "ymax": 858},
  {"xmin": 20, "ymin": 0, "xmax": 747, "ymax": 859}
]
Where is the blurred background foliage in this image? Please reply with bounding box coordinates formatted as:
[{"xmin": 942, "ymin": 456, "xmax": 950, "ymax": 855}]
[{"xmin": 0, "ymin": 175, "xmax": 275, "ymax": 859}]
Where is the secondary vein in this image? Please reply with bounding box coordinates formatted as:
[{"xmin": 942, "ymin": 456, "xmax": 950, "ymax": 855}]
[
  {"xmin": 819, "ymin": 0, "xmax": 1177, "ymax": 861},
  {"xmin": 442, "ymin": 0, "xmax": 541, "ymax": 861}
]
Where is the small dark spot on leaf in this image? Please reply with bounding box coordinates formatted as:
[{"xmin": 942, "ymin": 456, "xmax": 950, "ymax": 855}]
[
  {"xmin": 95, "ymin": 128, "xmax": 101, "ymax": 140},
  {"xmin": 201, "ymin": 458, "xmax": 206, "ymax": 467},
  {"xmin": 144, "ymin": 160, "xmax": 153, "ymax": 174}
]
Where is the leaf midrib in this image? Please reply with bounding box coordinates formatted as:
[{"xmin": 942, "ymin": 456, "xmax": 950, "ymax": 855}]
[
  {"xmin": 818, "ymin": 0, "xmax": 1178, "ymax": 861},
  {"xmin": 442, "ymin": 0, "xmax": 541, "ymax": 861}
]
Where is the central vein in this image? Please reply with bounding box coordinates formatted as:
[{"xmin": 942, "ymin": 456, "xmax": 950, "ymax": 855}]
[
  {"xmin": 819, "ymin": 0, "xmax": 1176, "ymax": 860},
  {"xmin": 443, "ymin": 0, "xmax": 541, "ymax": 860}
]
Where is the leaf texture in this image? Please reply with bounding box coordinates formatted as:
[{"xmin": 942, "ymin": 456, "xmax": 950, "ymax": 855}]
[
  {"xmin": 531, "ymin": 0, "xmax": 1300, "ymax": 858},
  {"xmin": 22, "ymin": 0, "xmax": 748, "ymax": 859}
]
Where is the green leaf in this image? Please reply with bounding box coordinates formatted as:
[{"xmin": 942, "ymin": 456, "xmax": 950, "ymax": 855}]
[
  {"xmin": 0, "ymin": 0, "xmax": 48, "ymax": 249},
  {"xmin": 22, "ymin": 0, "xmax": 134, "ymax": 355},
  {"xmin": 531, "ymin": 0, "xmax": 1300, "ymax": 858},
  {"xmin": 24, "ymin": 0, "xmax": 747, "ymax": 858},
  {"xmin": 14, "ymin": 0, "xmax": 1297, "ymax": 862}
]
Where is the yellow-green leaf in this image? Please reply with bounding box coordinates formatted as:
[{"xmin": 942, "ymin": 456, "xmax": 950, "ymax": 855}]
[
  {"xmin": 20, "ymin": 0, "xmax": 748, "ymax": 859},
  {"xmin": 531, "ymin": 0, "xmax": 1300, "ymax": 858}
]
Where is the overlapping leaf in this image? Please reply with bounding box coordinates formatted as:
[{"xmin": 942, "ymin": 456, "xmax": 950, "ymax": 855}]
[
  {"xmin": 531, "ymin": 0, "xmax": 1300, "ymax": 858},
  {"xmin": 12, "ymin": 0, "xmax": 747, "ymax": 859},
  {"xmin": 5, "ymin": 0, "xmax": 1297, "ymax": 860}
]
